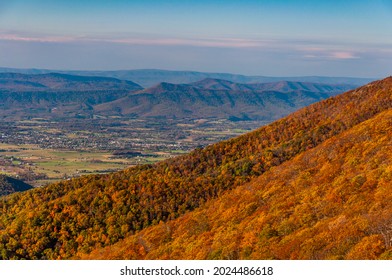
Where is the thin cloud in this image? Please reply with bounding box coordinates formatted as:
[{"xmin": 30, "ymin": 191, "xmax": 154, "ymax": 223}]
[
  {"xmin": 0, "ymin": 31, "xmax": 75, "ymax": 43},
  {"xmin": 329, "ymin": 51, "xmax": 359, "ymax": 59},
  {"xmin": 79, "ymin": 36, "xmax": 272, "ymax": 48},
  {"xmin": 298, "ymin": 45, "xmax": 361, "ymax": 60},
  {"xmin": 0, "ymin": 30, "xmax": 272, "ymax": 48},
  {"xmin": 1, "ymin": 30, "xmax": 390, "ymax": 64}
]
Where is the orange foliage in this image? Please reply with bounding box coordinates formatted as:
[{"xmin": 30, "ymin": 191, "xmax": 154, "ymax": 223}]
[
  {"xmin": 86, "ymin": 104, "xmax": 392, "ymax": 260},
  {"xmin": 1, "ymin": 77, "xmax": 392, "ymax": 259}
]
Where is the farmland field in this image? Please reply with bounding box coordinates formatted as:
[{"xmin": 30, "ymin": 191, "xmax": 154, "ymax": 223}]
[{"xmin": 0, "ymin": 117, "xmax": 261, "ymax": 186}]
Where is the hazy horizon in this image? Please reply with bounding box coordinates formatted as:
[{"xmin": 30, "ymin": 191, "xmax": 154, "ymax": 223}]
[
  {"xmin": 1, "ymin": 0, "xmax": 391, "ymax": 78},
  {"xmin": 0, "ymin": 66, "xmax": 380, "ymax": 80}
]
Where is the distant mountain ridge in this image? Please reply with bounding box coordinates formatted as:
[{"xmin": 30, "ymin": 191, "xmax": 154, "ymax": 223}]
[
  {"xmin": 0, "ymin": 73, "xmax": 143, "ymax": 120},
  {"xmin": 0, "ymin": 67, "xmax": 373, "ymax": 87},
  {"xmin": 191, "ymin": 78, "xmax": 353, "ymax": 93},
  {"xmin": 0, "ymin": 73, "xmax": 355, "ymax": 121},
  {"xmin": 0, "ymin": 72, "xmax": 142, "ymax": 92},
  {"xmin": 95, "ymin": 79, "xmax": 355, "ymax": 120}
]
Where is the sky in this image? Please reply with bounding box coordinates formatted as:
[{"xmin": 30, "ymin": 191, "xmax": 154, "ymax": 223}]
[{"xmin": 0, "ymin": 0, "xmax": 392, "ymax": 77}]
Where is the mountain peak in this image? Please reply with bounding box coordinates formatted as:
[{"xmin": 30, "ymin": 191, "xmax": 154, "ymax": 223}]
[{"xmin": 140, "ymin": 82, "xmax": 193, "ymax": 94}]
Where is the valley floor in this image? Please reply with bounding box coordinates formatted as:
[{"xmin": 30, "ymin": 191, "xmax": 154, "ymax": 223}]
[{"xmin": 0, "ymin": 117, "xmax": 262, "ymax": 186}]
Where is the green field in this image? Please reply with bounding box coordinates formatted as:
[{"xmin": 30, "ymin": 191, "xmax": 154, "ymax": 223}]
[
  {"xmin": 0, "ymin": 117, "xmax": 259, "ymax": 187},
  {"xmin": 0, "ymin": 143, "xmax": 137, "ymax": 187}
]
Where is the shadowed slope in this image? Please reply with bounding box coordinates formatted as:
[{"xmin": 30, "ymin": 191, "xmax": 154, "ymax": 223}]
[{"xmin": 0, "ymin": 175, "xmax": 33, "ymax": 196}]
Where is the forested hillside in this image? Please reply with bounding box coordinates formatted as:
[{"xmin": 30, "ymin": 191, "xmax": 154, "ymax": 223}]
[
  {"xmin": 0, "ymin": 72, "xmax": 353, "ymax": 122},
  {"xmin": 0, "ymin": 73, "xmax": 143, "ymax": 120},
  {"xmin": 0, "ymin": 73, "xmax": 142, "ymax": 92},
  {"xmin": 94, "ymin": 80, "xmax": 353, "ymax": 120},
  {"xmin": 86, "ymin": 102, "xmax": 392, "ymax": 259},
  {"xmin": 0, "ymin": 77, "xmax": 391, "ymax": 259}
]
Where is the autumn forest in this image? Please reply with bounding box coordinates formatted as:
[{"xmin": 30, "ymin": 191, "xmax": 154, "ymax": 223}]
[{"xmin": 1, "ymin": 77, "xmax": 392, "ymax": 260}]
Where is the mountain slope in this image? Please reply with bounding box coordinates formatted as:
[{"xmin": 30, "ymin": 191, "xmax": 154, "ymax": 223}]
[
  {"xmin": 190, "ymin": 78, "xmax": 254, "ymax": 91},
  {"xmin": 0, "ymin": 73, "xmax": 143, "ymax": 120},
  {"xmin": 94, "ymin": 81, "xmax": 353, "ymax": 120},
  {"xmin": 0, "ymin": 73, "xmax": 142, "ymax": 92},
  {"xmin": 192, "ymin": 78, "xmax": 353, "ymax": 93},
  {"xmin": 0, "ymin": 73, "xmax": 353, "ymax": 122},
  {"xmin": 85, "ymin": 106, "xmax": 392, "ymax": 260},
  {"xmin": 0, "ymin": 175, "xmax": 33, "ymax": 196},
  {"xmin": 0, "ymin": 77, "xmax": 392, "ymax": 259}
]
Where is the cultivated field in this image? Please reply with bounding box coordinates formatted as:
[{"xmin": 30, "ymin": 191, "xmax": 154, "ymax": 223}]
[{"xmin": 0, "ymin": 118, "xmax": 261, "ymax": 186}]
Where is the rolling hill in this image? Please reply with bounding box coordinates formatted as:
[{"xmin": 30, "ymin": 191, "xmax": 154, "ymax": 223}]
[
  {"xmin": 0, "ymin": 76, "xmax": 391, "ymax": 259},
  {"xmin": 0, "ymin": 175, "xmax": 33, "ymax": 196},
  {"xmin": 0, "ymin": 72, "xmax": 142, "ymax": 92},
  {"xmin": 94, "ymin": 80, "xmax": 354, "ymax": 120},
  {"xmin": 0, "ymin": 73, "xmax": 143, "ymax": 120},
  {"xmin": 0, "ymin": 73, "xmax": 354, "ymax": 122},
  {"xmin": 0, "ymin": 67, "xmax": 373, "ymax": 88},
  {"xmin": 191, "ymin": 78, "xmax": 353, "ymax": 93}
]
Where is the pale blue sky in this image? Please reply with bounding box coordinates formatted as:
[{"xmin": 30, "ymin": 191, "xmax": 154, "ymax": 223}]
[{"xmin": 0, "ymin": 0, "xmax": 391, "ymax": 77}]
